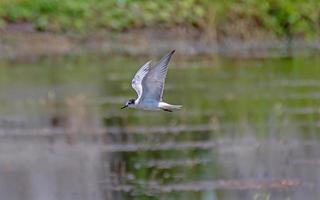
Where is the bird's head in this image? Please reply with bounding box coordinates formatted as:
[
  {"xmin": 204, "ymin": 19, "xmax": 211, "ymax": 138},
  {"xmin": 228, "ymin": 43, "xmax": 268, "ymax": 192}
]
[{"xmin": 121, "ymin": 99, "xmax": 135, "ymax": 109}]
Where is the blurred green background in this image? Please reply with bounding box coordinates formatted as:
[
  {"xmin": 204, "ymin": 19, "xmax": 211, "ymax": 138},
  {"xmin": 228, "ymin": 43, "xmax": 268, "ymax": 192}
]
[
  {"xmin": 1, "ymin": 0, "xmax": 319, "ymax": 37},
  {"xmin": 1, "ymin": 1, "xmax": 320, "ymax": 200}
]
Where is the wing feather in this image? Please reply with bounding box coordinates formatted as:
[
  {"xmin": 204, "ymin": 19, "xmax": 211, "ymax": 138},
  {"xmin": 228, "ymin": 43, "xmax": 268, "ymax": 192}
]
[
  {"xmin": 141, "ymin": 50, "xmax": 175, "ymax": 101},
  {"xmin": 131, "ymin": 61, "xmax": 151, "ymax": 98}
]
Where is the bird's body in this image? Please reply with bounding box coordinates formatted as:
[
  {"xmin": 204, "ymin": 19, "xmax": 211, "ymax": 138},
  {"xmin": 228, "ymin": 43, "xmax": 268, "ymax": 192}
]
[
  {"xmin": 132, "ymin": 100, "xmax": 181, "ymax": 111},
  {"xmin": 121, "ymin": 50, "xmax": 182, "ymax": 112}
]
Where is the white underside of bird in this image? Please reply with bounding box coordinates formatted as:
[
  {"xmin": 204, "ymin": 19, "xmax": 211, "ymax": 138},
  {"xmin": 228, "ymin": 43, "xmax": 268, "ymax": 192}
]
[
  {"xmin": 121, "ymin": 50, "xmax": 182, "ymax": 112},
  {"xmin": 132, "ymin": 100, "xmax": 182, "ymax": 111}
]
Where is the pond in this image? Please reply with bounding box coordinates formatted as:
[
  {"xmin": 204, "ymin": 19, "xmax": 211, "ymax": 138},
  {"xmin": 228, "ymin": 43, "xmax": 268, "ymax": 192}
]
[{"xmin": 0, "ymin": 54, "xmax": 320, "ymax": 200}]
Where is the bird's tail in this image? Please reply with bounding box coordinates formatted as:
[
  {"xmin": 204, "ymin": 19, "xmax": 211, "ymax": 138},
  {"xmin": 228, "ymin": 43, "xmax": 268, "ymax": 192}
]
[
  {"xmin": 168, "ymin": 104, "xmax": 182, "ymax": 110},
  {"xmin": 159, "ymin": 102, "xmax": 182, "ymax": 112}
]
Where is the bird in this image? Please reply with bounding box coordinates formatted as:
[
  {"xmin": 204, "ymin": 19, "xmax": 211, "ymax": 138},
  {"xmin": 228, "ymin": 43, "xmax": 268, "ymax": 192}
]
[{"xmin": 121, "ymin": 50, "xmax": 182, "ymax": 112}]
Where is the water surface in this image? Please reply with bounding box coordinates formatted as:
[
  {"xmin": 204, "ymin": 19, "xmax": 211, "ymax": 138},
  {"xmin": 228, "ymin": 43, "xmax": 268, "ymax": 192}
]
[{"xmin": 0, "ymin": 55, "xmax": 320, "ymax": 200}]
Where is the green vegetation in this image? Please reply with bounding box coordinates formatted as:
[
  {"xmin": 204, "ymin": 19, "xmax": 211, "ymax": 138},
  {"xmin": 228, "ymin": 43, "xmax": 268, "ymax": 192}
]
[{"xmin": 0, "ymin": 0, "xmax": 320, "ymax": 37}]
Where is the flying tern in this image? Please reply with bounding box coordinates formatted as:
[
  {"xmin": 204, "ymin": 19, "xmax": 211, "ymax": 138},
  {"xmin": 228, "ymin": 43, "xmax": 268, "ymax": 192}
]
[{"xmin": 121, "ymin": 50, "xmax": 182, "ymax": 112}]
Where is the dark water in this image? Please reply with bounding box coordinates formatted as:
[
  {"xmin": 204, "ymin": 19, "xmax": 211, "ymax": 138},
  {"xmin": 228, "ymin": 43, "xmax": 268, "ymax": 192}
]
[{"xmin": 0, "ymin": 54, "xmax": 320, "ymax": 200}]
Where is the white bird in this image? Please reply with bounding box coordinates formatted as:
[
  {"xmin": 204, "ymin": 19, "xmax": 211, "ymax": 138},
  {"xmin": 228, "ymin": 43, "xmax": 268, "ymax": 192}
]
[{"xmin": 121, "ymin": 50, "xmax": 182, "ymax": 112}]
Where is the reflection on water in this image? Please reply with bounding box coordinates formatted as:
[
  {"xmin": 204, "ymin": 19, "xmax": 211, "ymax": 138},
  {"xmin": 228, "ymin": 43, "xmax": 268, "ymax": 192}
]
[{"xmin": 0, "ymin": 55, "xmax": 320, "ymax": 200}]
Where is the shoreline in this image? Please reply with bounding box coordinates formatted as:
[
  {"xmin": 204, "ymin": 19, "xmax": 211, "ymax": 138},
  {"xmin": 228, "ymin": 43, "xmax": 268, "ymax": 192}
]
[{"xmin": 1, "ymin": 24, "xmax": 320, "ymax": 60}]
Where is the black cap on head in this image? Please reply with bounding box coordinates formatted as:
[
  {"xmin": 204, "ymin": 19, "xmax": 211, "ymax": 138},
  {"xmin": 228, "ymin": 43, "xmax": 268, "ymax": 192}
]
[{"xmin": 128, "ymin": 99, "xmax": 135, "ymax": 104}]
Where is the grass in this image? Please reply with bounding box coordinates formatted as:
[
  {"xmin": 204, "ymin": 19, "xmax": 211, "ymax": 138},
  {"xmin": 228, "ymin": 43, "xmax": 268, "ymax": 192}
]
[{"xmin": 0, "ymin": 0, "xmax": 319, "ymax": 38}]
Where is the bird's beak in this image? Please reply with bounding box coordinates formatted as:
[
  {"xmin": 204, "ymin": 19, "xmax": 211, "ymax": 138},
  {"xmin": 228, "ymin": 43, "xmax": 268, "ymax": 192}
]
[{"xmin": 121, "ymin": 105, "xmax": 128, "ymax": 109}]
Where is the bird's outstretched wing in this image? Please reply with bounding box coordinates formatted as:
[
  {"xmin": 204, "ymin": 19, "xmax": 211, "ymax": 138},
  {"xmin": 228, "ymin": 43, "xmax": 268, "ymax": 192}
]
[
  {"xmin": 141, "ymin": 50, "xmax": 175, "ymax": 101},
  {"xmin": 131, "ymin": 61, "xmax": 151, "ymax": 98}
]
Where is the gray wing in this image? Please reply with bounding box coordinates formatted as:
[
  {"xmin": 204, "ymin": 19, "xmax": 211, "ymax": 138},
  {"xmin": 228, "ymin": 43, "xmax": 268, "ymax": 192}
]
[
  {"xmin": 141, "ymin": 50, "xmax": 175, "ymax": 101},
  {"xmin": 131, "ymin": 61, "xmax": 151, "ymax": 98}
]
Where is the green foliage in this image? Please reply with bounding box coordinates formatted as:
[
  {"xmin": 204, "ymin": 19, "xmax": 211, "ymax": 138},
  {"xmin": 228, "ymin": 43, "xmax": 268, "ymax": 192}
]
[
  {"xmin": 235, "ymin": 0, "xmax": 320, "ymax": 36},
  {"xmin": 0, "ymin": 0, "xmax": 319, "ymax": 37}
]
